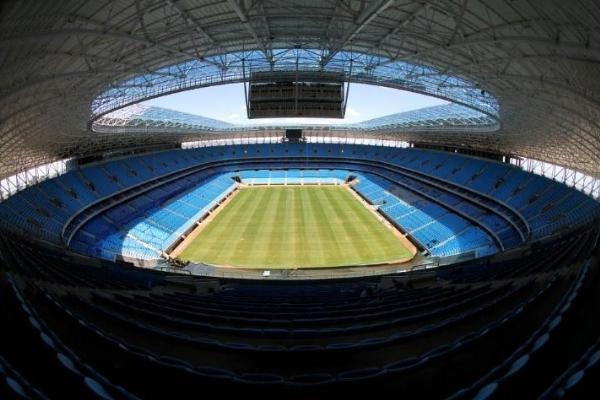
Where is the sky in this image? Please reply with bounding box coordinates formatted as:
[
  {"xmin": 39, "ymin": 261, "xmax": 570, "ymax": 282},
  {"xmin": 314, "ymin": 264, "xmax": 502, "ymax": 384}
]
[{"xmin": 144, "ymin": 83, "xmax": 447, "ymax": 125}]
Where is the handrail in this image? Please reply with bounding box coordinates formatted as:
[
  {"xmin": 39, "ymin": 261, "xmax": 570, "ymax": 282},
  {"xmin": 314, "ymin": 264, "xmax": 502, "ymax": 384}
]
[{"xmin": 154, "ymin": 266, "xmax": 193, "ymax": 275}]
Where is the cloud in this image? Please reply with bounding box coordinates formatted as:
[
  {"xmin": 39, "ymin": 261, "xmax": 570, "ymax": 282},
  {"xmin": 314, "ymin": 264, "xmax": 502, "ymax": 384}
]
[
  {"xmin": 345, "ymin": 107, "xmax": 360, "ymax": 117},
  {"xmin": 225, "ymin": 113, "xmax": 241, "ymax": 120}
]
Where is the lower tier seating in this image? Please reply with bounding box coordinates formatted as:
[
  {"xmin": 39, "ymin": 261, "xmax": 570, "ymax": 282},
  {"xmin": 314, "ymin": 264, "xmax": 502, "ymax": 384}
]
[{"xmin": 0, "ymin": 225, "xmax": 598, "ymax": 398}]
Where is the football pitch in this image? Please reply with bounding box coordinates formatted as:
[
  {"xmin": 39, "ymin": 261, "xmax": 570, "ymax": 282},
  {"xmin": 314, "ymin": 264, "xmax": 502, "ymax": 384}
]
[{"xmin": 178, "ymin": 185, "xmax": 415, "ymax": 268}]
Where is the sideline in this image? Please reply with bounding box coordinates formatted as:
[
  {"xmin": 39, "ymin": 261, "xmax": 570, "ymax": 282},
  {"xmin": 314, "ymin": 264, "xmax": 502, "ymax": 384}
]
[
  {"xmin": 344, "ymin": 182, "xmax": 418, "ymax": 259},
  {"xmin": 168, "ymin": 185, "xmax": 242, "ymax": 258}
]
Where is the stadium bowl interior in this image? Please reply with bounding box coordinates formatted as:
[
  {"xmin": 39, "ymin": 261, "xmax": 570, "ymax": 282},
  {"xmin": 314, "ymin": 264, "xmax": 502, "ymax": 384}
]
[{"xmin": 1, "ymin": 1, "xmax": 600, "ymax": 398}]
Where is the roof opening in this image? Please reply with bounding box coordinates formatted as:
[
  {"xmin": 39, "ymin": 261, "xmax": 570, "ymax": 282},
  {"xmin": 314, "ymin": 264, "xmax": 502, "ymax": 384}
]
[{"xmin": 142, "ymin": 83, "xmax": 447, "ymax": 126}]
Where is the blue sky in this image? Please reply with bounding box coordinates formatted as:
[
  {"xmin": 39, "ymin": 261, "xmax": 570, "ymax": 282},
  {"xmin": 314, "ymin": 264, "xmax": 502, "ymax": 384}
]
[{"xmin": 144, "ymin": 83, "xmax": 447, "ymax": 125}]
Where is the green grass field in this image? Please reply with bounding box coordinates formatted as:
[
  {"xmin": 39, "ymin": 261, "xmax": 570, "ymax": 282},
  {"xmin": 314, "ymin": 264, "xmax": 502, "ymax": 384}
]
[{"xmin": 179, "ymin": 186, "xmax": 414, "ymax": 268}]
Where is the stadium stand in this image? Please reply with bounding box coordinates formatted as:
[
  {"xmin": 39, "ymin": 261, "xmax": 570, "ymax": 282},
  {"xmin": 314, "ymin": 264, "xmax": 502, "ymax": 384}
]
[
  {"xmin": 0, "ymin": 220, "xmax": 597, "ymax": 398},
  {"xmin": 2, "ymin": 1, "xmax": 600, "ymax": 398},
  {"xmin": 1, "ymin": 144, "xmax": 598, "ymax": 264}
]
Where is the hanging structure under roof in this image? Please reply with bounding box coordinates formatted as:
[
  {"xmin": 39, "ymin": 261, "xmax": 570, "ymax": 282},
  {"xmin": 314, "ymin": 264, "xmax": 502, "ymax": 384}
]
[{"xmin": 247, "ymin": 71, "xmax": 347, "ymax": 119}]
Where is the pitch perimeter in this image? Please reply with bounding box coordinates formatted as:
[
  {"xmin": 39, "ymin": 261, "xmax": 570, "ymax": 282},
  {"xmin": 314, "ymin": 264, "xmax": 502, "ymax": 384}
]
[{"xmin": 177, "ymin": 185, "xmax": 415, "ymax": 268}]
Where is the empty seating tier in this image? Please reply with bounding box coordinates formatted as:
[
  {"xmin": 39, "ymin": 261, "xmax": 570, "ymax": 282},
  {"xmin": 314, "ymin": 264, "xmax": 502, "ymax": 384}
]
[
  {"xmin": 0, "ymin": 224, "xmax": 598, "ymax": 398},
  {"xmin": 0, "ymin": 144, "xmax": 598, "ymax": 265}
]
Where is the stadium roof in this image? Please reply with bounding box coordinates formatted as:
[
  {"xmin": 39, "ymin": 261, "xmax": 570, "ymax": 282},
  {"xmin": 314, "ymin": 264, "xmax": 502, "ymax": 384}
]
[
  {"xmin": 94, "ymin": 103, "xmax": 499, "ymax": 133},
  {"xmin": 91, "ymin": 48, "xmax": 499, "ymax": 119},
  {"xmin": 1, "ymin": 0, "xmax": 600, "ymax": 179}
]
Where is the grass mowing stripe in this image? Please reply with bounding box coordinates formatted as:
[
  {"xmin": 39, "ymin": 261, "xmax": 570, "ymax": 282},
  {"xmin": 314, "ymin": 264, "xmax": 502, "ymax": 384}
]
[
  {"xmin": 190, "ymin": 191, "xmax": 236, "ymax": 260},
  {"xmin": 330, "ymin": 186, "xmax": 408, "ymax": 264},
  {"xmin": 198, "ymin": 188, "xmax": 265, "ymax": 264},
  {"xmin": 333, "ymin": 187, "xmax": 369, "ymax": 260},
  {"xmin": 298, "ymin": 188, "xmax": 313, "ymax": 266},
  {"xmin": 288, "ymin": 187, "xmax": 301, "ymax": 265},
  {"xmin": 314, "ymin": 187, "xmax": 352, "ymax": 263},
  {"xmin": 314, "ymin": 187, "xmax": 339, "ymax": 265},
  {"xmin": 267, "ymin": 187, "xmax": 285, "ymax": 266},
  {"xmin": 344, "ymin": 191, "xmax": 403, "ymax": 261},
  {"xmin": 302, "ymin": 187, "xmax": 324, "ymax": 265},
  {"xmin": 345, "ymin": 194, "xmax": 384, "ymax": 259},
  {"xmin": 207, "ymin": 190, "xmax": 255, "ymax": 254},
  {"xmin": 312, "ymin": 187, "xmax": 338, "ymax": 265},
  {"xmin": 233, "ymin": 188, "xmax": 275, "ymax": 265}
]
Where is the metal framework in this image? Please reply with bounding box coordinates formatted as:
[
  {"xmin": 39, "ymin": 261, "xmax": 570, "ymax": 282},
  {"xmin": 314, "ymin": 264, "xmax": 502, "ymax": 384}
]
[
  {"xmin": 511, "ymin": 157, "xmax": 600, "ymax": 200},
  {"xmin": 0, "ymin": 158, "xmax": 74, "ymax": 200},
  {"xmin": 92, "ymin": 48, "xmax": 499, "ymax": 120},
  {"xmin": 93, "ymin": 103, "xmax": 499, "ymax": 134},
  {"xmin": 1, "ymin": 0, "xmax": 600, "ymax": 181}
]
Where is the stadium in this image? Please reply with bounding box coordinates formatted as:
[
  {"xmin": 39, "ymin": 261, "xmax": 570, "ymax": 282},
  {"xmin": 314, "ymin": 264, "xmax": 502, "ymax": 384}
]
[{"xmin": 1, "ymin": 0, "xmax": 600, "ymax": 398}]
